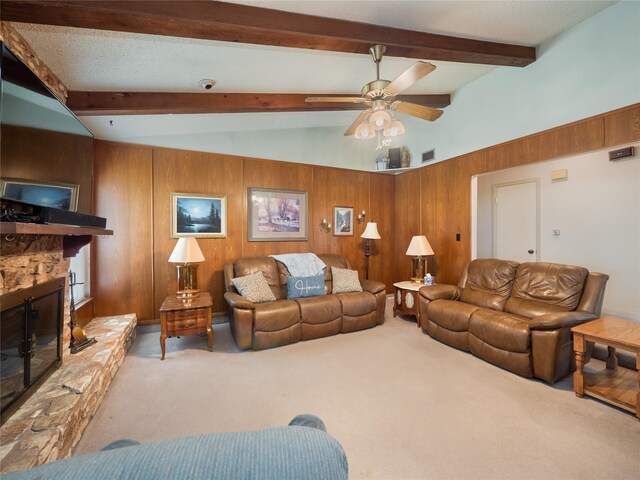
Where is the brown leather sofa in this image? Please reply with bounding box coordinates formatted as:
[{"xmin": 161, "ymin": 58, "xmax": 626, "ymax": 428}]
[
  {"xmin": 224, "ymin": 254, "xmax": 386, "ymax": 350},
  {"xmin": 418, "ymin": 259, "xmax": 609, "ymax": 383}
]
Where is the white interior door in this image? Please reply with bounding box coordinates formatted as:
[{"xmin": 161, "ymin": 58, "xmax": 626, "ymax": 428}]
[{"xmin": 493, "ymin": 180, "xmax": 539, "ymax": 262}]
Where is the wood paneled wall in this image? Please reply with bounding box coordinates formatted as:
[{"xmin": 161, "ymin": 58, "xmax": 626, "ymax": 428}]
[
  {"xmin": 94, "ymin": 103, "xmax": 637, "ymax": 322},
  {"xmin": 394, "ymin": 103, "xmax": 640, "ymax": 285},
  {"xmin": 152, "ymin": 149, "xmax": 244, "ymax": 315},
  {"xmin": 94, "ymin": 142, "xmax": 396, "ymax": 322},
  {"xmin": 93, "ymin": 142, "xmax": 154, "ymax": 320},
  {"xmin": 2, "ymin": 125, "xmax": 94, "ymax": 214}
]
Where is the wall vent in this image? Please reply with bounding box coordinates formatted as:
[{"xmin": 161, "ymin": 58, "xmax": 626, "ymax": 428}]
[{"xmin": 422, "ymin": 149, "xmax": 435, "ymax": 163}]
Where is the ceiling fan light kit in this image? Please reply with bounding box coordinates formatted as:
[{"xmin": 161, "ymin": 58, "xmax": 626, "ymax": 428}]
[
  {"xmin": 305, "ymin": 44, "xmax": 444, "ymax": 149},
  {"xmin": 354, "ymin": 122, "xmax": 375, "ymax": 140}
]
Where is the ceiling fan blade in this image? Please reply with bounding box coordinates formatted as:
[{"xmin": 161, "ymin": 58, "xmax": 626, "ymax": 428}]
[
  {"xmin": 344, "ymin": 109, "xmax": 370, "ymax": 136},
  {"xmin": 385, "ymin": 62, "xmax": 436, "ymax": 96},
  {"xmin": 391, "ymin": 101, "xmax": 443, "ymax": 121},
  {"xmin": 305, "ymin": 96, "xmax": 367, "ymax": 103}
]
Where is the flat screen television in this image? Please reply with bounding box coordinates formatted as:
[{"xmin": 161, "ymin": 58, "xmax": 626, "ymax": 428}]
[{"xmin": 1, "ymin": 42, "xmax": 94, "ymax": 214}]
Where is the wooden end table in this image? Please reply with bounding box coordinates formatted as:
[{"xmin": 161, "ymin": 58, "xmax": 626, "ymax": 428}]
[
  {"xmin": 160, "ymin": 293, "xmax": 213, "ymax": 360},
  {"xmin": 393, "ymin": 281, "xmax": 423, "ymax": 327},
  {"xmin": 571, "ymin": 317, "xmax": 640, "ymax": 420}
]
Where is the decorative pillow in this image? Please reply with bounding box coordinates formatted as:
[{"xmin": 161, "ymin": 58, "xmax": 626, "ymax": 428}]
[
  {"xmin": 331, "ymin": 267, "xmax": 363, "ymax": 294},
  {"xmin": 232, "ymin": 272, "xmax": 276, "ymax": 303},
  {"xmin": 287, "ymin": 274, "xmax": 326, "ymax": 299}
]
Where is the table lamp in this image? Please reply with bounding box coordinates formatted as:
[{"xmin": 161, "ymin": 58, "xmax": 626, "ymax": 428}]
[
  {"xmin": 361, "ymin": 222, "xmax": 381, "ymax": 280},
  {"xmin": 168, "ymin": 238, "xmax": 205, "ymax": 298},
  {"xmin": 406, "ymin": 235, "xmax": 434, "ymax": 283}
]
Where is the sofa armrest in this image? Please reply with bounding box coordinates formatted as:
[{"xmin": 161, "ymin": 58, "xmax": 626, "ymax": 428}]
[
  {"xmin": 224, "ymin": 292, "xmax": 255, "ymax": 310},
  {"xmin": 361, "ymin": 279, "xmax": 385, "ymax": 295},
  {"xmin": 418, "ymin": 284, "xmax": 461, "ymax": 302},
  {"xmin": 528, "ymin": 311, "xmax": 597, "ymax": 330}
]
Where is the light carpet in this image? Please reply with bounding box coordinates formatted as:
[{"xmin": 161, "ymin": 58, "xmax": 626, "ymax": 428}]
[{"xmin": 75, "ymin": 298, "xmax": 639, "ymax": 479}]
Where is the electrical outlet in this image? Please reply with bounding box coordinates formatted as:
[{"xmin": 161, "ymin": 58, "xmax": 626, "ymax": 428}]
[{"xmin": 553, "ymin": 229, "xmax": 560, "ymax": 236}]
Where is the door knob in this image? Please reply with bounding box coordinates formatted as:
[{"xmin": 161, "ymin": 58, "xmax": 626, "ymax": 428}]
[{"xmin": 528, "ymin": 249, "xmax": 534, "ymax": 254}]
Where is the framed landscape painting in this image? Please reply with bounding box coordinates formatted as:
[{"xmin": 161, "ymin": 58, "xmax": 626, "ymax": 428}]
[
  {"xmin": 248, "ymin": 187, "xmax": 308, "ymax": 241},
  {"xmin": 333, "ymin": 206, "xmax": 354, "ymax": 236},
  {"xmin": 1, "ymin": 178, "xmax": 79, "ymax": 211},
  {"xmin": 171, "ymin": 192, "xmax": 227, "ymax": 238}
]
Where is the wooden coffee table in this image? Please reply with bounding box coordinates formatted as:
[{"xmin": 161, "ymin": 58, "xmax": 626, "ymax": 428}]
[
  {"xmin": 571, "ymin": 317, "xmax": 640, "ymax": 420},
  {"xmin": 160, "ymin": 293, "xmax": 213, "ymax": 360}
]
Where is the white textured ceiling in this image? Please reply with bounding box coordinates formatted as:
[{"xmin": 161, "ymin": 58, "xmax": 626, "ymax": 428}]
[{"xmin": 12, "ymin": 0, "xmax": 615, "ymax": 141}]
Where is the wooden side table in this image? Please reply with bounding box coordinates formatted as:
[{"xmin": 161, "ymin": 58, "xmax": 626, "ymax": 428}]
[
  {"xmin": 571, "ymin": 317, "xmax": 640, "ymax": 420},
  {"xmin": 393, "ymin": 281, "xmax": 423, "ymax": 327},
  {"xmin": 160, "ymin": 293, "xmax": 213, "ymax": 360}
]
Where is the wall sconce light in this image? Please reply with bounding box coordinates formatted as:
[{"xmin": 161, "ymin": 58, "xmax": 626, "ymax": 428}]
[
  {"xmin": 357, "ymin": 210, "xmax": 366, "ymax": 224},
  {"xmin": 320, "ymin": 218, "xmax": 332, "ymax": 233}
]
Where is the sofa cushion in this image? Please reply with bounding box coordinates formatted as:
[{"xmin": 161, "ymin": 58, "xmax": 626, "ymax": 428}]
[
  {"xmin": 469, "ymin": 309, "xmax": 531, "ymax": 353},
  {"xmin": 468, "ymin": 335, "xmax": 533, "ymax": 378},
  {"xmin": 337, "ymin": 292, "xmax": 377, "ymax": 333},
  {"xmin": 297, "ymin": 295, "xmax": 342, "ymax": 340},
  {"xmin": 504, "ymin": 262, "xmax": 589, "ymax": 318},
  {"xmin": 1, "ymin": 422, "xmax": 349, "ymax": 480},
  {"xmin": 427, "ymin": 299, "xmax": 480, "ymax": 332},
  {"xmin": 296, "ymin": 295, "xmax": 342, "ymax": 324},
  {"xmin": 232, "ymin": 272, "xmax": 277, "ymax": 303},
  {"xmin": 318, "ymin": 254, "xmax": 350, "ymax": 293},
  {"xmin": 459, "ymin": 259, "xmax": 519, "ymax": 311},
  {"xmin": 253, "ymin": 299, "xmax": 300, "ymax": 332},
  {"xmin": 337, "ymin": 291, "xmax": 376, "ymax": 317},
  {"xmin": 234, "ymin": 256, "xmax": 284, "ymax": 299},
  {"xmin": 287, "ymin": 274, "xmax": 326, "ymax": 299},
  {"xmin": 331, "ymin": 267, "xmax": 363, "ymax": 294}
]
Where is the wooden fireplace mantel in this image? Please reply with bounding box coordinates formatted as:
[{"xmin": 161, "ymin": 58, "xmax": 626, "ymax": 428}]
[{"xmin": 0, "ymin": 222, "xmax": 113, "ymax": 257}]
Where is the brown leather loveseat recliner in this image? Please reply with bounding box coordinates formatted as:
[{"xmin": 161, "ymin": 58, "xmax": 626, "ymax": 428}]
[
  {"xmin": 418, "ymin": 259, "xmax": 609, "ymax": 383},
  {"xmin": 224, "ymin": 254, "xmax": 386, "ymax": 350}
]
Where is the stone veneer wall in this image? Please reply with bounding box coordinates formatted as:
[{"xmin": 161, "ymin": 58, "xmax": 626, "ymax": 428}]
[
  {"xmin": 0, "ymin": 314, "xmax": 137, "ymax": 473},
  {"xmin": 0, "ymin": 235, "xmax": 71, "ymax": 357}
]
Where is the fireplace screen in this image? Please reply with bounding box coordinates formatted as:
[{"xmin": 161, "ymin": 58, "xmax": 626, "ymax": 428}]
[{"xmin": 1, "ymin": 277, "xmax": 64, "ymax": 423}]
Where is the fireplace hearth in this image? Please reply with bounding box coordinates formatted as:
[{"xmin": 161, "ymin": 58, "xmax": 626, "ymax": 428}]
[{"xmin": 0, "ymin": 277, "xmax": 64, "ymax": 424}]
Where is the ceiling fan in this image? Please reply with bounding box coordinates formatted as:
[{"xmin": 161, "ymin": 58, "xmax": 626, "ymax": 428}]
[{"xmin": 305, "ymin": 45, "xmax": 443, "ymax": 143}]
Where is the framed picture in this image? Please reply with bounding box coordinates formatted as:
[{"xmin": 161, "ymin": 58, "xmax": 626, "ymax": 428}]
[
  {"xmin": 333, "ymin": 206, "xmax": 354, "ymax": 236},
  {"xmin": 248, "ymin": 187, "xmax": 308, "ymax": 242},
  {"xmin": 171, "ymin": 192, "xmax": 227, "ymax": 238},
  {"xmin": 1, "ymin": 178, "xmax": 79, "ymax": 211}
]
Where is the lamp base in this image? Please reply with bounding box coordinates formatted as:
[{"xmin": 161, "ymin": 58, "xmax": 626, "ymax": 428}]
[
  {"xmin": 411, "ymin": 256, "xmax": 427, "ymax": 282},
  {"xmin": 176, "ymin": 264, "xmax": 200, "ymax": 298}
]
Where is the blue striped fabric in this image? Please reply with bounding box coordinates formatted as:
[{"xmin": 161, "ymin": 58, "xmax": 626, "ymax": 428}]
[{"xmin": 4, "ymin": 426, "xmax": 348, "ymax": 480}]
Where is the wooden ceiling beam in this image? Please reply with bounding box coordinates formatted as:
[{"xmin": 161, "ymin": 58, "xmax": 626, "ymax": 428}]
[
  {"xmin": 67, "ymin": 92, "xmax": 451, "ymax": 116},
  {"xmin": 2, "ymin": 1, "xmax": 536, "ymax": 67}
]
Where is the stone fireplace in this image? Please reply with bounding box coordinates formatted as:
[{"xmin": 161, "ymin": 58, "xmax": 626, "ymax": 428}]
[
  {"xmin": 1, "ymin": 276, "xmax": 65, "ymax": 422},
  {"xmin": 0, "ymin": 227, "xmax": 136, "ymax": 473},
  {"xmin": 0, "ymin": 235, "xmax": 71, "ymax": 355}
]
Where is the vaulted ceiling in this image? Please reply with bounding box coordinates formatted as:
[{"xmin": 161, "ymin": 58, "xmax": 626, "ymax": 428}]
[{"xmin": 2, "ymin": 1, "xmax": 615, "ymax": 142}]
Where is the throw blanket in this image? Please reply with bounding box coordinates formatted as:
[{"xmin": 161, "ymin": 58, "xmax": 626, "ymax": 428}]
[{"xmin": 270, "ymin": 253, "xmax": 326, "ymax": 277}]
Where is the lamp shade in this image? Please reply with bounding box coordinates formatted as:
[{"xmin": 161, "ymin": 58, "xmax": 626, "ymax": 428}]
[
  {"xmin": 406, "ymin": 235, "xmax": 434, "ymax": 256},
  {"xmin": 361, "ymin": 222, "xmax": 381, "ymax": 240},
  {"xmin": 384, "ymin": 119, "xmax": 405, "ymax": 137},
  {"xmin": 354, "ymin": 121, "xmax": 375, "ymax": 140},
  {"xmin": 168, "ymin": 238, "xmax": 205, "ymax": 263},
  {"xmin": 369, "ymin": 109, "xmax": 392, "ymax": 130}
]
